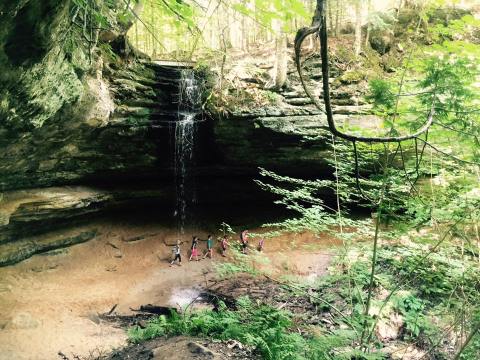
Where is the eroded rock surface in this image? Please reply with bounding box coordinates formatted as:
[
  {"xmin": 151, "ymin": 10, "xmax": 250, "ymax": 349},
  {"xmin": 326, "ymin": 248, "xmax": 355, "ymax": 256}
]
[{"xmin": 0, "ymin": 1, "xmax": 378, "ymax": 264}]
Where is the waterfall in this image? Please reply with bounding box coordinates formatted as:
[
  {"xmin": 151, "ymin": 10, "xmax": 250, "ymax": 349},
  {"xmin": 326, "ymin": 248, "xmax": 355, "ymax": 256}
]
[{"xmin": 174, "ymin": 68, "xmax": 201, "ymax": 233}]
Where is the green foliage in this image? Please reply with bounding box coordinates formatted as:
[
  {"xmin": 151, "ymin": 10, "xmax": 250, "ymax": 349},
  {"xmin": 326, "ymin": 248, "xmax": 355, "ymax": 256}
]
[
  {"xmin": 405, "ymin": 170, "xmax": 480, "ymax": 226},
  {"xmin": 338, "ymin": 70, "xmax": 366, "ymax": 84},
  {"xmin": 392, "ymin": 294, "xmax": 433, "ymax": 338},
  {"xmin": 254, "ymin": 166, "xmax": 367, "ymax": 234},
  {"xmin": 310, "ymin": 241, "xmax": 479, "ymax": 354},
  {"xmin": 99, "ymin": 43, "xmax": 119, "ymax": 62},
  {"xmin": 366, "ymin": 79, "xmax": 396, "ymax": 115},
  {"xmin": 264, "ymin": 90, "xmax": 280, "ymax": 104},
  {"xmin": 378, "ymin": 244, "xmax": 480, "ymax": 307},
  {"xmin": 460, "ymin": 333, "xmax": 480, "ymax": 360},
  {"xmin": 430, "ymin": 14, "xmax": 480, "ymax": 44},
  {"xmin": 366, "ymin": 10, "xmax": 397, "ymax": 33},
  {"xmin": 218, "ymin": 222, "xmax": 236, "ymax": 236},
  {"xmin": 128, "ymin": 295, "xmax": 389, "ymax": 360},
  {"xmin": 129, "ymin": 298, "xmax": 301, "ymax": 360},
  {"xmin": 418, "ymin": 56, "xmax": 476, "ymax": 122},
  {"xmin": 232, "ymin": 0, "xmax": 309, "ymax": 32},
  {"xmin": 214, "ymin": 251, "xmax": 260, "ymax": 277}
]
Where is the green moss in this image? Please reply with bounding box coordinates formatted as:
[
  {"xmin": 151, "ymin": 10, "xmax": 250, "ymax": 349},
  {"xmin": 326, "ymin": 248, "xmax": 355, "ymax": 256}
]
[{"xmin": 338, "ymin": 70, "xmax": 367, "ymax": 84}]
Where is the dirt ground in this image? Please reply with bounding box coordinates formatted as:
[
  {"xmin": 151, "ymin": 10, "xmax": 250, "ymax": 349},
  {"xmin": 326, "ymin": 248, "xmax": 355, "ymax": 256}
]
[{"xmin": 0, "ymin": 221, "xmax": 339, "ymax": 360}]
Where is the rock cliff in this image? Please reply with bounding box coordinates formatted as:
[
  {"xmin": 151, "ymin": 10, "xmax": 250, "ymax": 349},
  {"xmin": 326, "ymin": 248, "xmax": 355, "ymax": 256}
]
[{"xmin": 0, "ymin": 1, "xmax": 378, "ymax": 264}]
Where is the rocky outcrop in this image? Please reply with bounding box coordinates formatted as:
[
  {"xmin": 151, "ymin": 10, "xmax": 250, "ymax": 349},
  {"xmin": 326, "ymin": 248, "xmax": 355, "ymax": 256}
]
[
  {"xmin": 0, "ymin": 1, "xmax": 379, "ymax": 265},
  {"xmin": 0, "ymin": 186, "xmax": 169, "ymax": 243},
  {"xmin": 0, "ymin": 62, "xmax": 197, "ymax": 191},
  {"xmin": 0, "ymin": 228, "xmax": 98, "ymax": 267},
  {"xmin": 0, "ymin": 186, "xmax": 171, "ymax": 265},
  {"xmin": 211, "ymin": 54, "xmax": 379, "ymax": 178},
  {"xmin": 1, "ymin": 27, "xmax": 199, "ymax": 263},
  {"xmin": 0, "ymin": 3, "xmax": 200, "ymax": 262}
]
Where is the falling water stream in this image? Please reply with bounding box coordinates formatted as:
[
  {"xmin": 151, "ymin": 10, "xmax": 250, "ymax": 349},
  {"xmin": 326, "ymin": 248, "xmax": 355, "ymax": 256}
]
[{"xmin": 174, "ymin": 68, "xmax": 201, "ymax": 233}]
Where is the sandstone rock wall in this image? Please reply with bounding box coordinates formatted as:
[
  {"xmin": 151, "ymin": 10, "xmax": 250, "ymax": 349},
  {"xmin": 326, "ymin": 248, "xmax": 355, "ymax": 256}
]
[{"xmin": 0, "ymin": 1, "xmax": 378, "ymax": 265}]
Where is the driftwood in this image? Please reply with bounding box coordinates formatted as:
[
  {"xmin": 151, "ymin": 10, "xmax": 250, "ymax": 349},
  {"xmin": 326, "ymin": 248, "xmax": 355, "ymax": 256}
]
[
  {"xmin": 122, "ymin": 233, "xmax": 159, "ymax": 242},
  {"xmin": 129, "ymin": 304, "xmax": 178, "ymax": 315},
  {"xmin": 106, "ymin": 303, "xmax": 118, "ymax": 315},
  {"xmin": 106, "ymin": 242, "xmax": 119, "ymax": 250}
]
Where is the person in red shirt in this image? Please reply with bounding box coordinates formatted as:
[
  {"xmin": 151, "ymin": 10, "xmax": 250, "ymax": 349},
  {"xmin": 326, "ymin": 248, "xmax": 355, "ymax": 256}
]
[{"xmin": 220, "ymin": 235, "xmax": 230, "ymax": 257}]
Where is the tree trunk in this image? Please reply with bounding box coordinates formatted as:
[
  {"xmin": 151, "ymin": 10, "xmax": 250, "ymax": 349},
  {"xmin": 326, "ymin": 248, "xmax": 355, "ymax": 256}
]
[
  {"xmin": 274, "ymin": 33, "xmax": 288, "ymax": 89},
  {"xmin": 150, "ymin": 2, "xmax": 156, "ymax": 57},
  {"xmin": 335, "ymin": 0, "xmax": 340, "ymax": 37},
  {"xmin": 328, "ymin": 0, "xmax": 333, "ymax": 33},
  {"xmin": 364, "ymin": 0, "xmax": 372, "ymax": 48},
  {"xmin": 354, "ymin": 0, "xmax": 362, "ymax": 56}
]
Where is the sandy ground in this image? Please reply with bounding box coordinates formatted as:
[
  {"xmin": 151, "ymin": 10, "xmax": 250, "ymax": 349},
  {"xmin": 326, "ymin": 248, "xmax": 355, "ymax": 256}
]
[{"xmin": 0, "ymin": 221, "xmax": 339, "ymax": 360}]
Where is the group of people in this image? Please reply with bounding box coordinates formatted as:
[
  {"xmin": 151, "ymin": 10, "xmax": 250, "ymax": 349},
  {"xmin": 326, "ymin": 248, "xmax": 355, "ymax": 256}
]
[{"xmin": 167, "ymin": 230, "xmax": 265, "ymax": 266}]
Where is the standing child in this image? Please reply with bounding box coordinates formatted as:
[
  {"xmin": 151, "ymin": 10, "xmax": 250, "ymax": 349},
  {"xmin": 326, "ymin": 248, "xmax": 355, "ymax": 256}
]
[
  {"xmin": 203, "ymin": 235, "xmax": 214, "ymax": 259},
  {"xmin": 258, "ymin": 237, "xmax": 265, "ymax": 252},
  {"xmin": 189, "ymin": 236, "xmax": 199, "ymax": 261},
  {"xmin": 220, "ymin": 235, "xmax": 229, "ymax": 257},
  {"xmin": 240, "ymin": 230, "xmax": 249, "ymax": 254},
  {"xmin": 170, "ymin": 240, "xmax": 182, "ymax": 266}
]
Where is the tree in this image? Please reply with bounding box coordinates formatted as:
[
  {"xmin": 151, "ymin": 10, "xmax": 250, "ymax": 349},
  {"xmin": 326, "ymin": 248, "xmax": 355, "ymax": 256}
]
[
  {"xmin": 354, "ymin": 0, "xmax": 362, "ymax": 56},
  {"xmin": 274, "ymin": 33, "xmax": 288, "ymax": 89},
  {"xmin": 364, "ymin": 0, "xmax": 372, "ymax": 48},
  {"xmin": 272, "ymin": 14, "xmax": 288, "ymax": 89}
]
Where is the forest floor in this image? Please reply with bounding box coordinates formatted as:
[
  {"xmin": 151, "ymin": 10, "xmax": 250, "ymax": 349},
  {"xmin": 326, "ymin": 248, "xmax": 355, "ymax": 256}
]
[{"xmin": 0, "ymin": 220, "xmax": 339, "ymax": 360}]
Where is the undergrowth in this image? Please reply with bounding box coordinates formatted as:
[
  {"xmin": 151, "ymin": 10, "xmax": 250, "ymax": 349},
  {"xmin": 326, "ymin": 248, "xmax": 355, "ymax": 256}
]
[
  {"xmin": 128, "ymin": 295, "xmax": 382, "ymax": 360},
  {"xmin": 127, "ymin": 238, "xmax": 479, "ymax": 359}
]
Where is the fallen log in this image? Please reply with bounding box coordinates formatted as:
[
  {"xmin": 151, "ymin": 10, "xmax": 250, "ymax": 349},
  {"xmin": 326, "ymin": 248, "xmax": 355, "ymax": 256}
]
[{"xmin": 129, "ymin": 304, "xmax": 178, "ymax": 315}]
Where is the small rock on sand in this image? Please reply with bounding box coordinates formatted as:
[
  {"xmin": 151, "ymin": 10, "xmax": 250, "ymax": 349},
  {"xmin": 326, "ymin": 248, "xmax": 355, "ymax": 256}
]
[{"xmin": 6, "ymin": 312, "xmax": 41, "ymax": 329}]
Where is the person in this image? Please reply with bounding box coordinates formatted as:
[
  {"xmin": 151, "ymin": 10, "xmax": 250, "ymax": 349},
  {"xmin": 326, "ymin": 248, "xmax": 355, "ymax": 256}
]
[
  {"xmin": 189, "ymin": 236, "xmax": 199, "ymax": 261},
  {"xmin": 258, "ymin": 237, "xmax": 265, "ymax": 252},
  {"xmin": 240, "ymin": 230, "xmax": 249, "ymax": 254},
  {"xmin": 170, "ymin": 240, "xmax": 182, "ymax": 267},
  {"xmin": 202, "ymin": 234, "xmax": 214, "ymax": 259},
  {"xmin": 220, "ymin": 235, "xmax": 229, "ymax": 257}
]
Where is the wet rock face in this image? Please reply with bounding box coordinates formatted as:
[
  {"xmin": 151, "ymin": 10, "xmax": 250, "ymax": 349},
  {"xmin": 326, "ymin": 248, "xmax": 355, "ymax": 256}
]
[
  {"xmin": 213, "ymin": 108, "xmax": 332, "ymax": 177},
  {"xmin": 0, "ymin": 0, "xmax": 85, "ymax": 129},
  {"xmin": 0, "ymin": 62, "xmax": 192, "ymax": 191},
  {"xmin": 0, "ymin": 1, "xmax": 376, "ymax": 264},
  {"xmin": 0, "ymin": 0, "xmax": 162, "ymax": 190}
]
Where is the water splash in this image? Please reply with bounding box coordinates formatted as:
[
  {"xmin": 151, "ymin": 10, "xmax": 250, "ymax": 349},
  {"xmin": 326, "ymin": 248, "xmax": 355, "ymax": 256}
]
[
  {"xmin": 174, "ymin": 69, "xmax": 200, "ymax": 233},
  {"xmin": 167, "ymin": 287, "xmax": 202, "ymax": 308}
]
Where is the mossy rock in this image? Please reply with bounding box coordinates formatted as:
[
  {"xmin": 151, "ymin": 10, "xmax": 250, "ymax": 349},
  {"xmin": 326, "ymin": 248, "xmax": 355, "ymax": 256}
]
[
  {"xmin": 338, "ymin": 70, "xmax": 367, "ymax": 85},
  {"xmin": 428, "ymin": 7, "xmax": 471, "ymax": 25},
  {"xmin": 369, "ymin": 30, "xmax": 393, "ymax": 55},
  {"xmin": 382, "ymin": 51, "xmax": 403, "ymax": 73}
]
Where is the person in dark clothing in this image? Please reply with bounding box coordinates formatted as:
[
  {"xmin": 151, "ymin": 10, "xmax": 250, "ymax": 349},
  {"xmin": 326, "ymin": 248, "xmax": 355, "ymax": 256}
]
[
  {"xmin": 258, "ymin": 237, "xmax": 265, "ymax": 252},
  {"xmin": 167, "ymin": 239, "xmax": 183, "ymax": 267},
  {"xmin": 240, "ymin": 230, "xmax": 249, "ymax": 254}
]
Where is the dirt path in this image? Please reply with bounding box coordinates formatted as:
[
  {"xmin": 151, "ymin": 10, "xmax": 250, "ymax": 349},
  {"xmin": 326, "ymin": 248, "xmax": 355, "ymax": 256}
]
[{"xmin": 0, "ymin": 222, "xmax": 339, "ymax": 360}]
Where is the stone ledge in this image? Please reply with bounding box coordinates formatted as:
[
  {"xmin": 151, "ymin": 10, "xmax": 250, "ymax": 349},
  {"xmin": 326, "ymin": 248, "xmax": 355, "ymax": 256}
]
[
  {"xmin": 0, "ymin": 228, "xmax": 98, "ymax": 266},
  {"xmin": 0, "ymin": 186, "xmax": 168, "ymax": 244}
]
